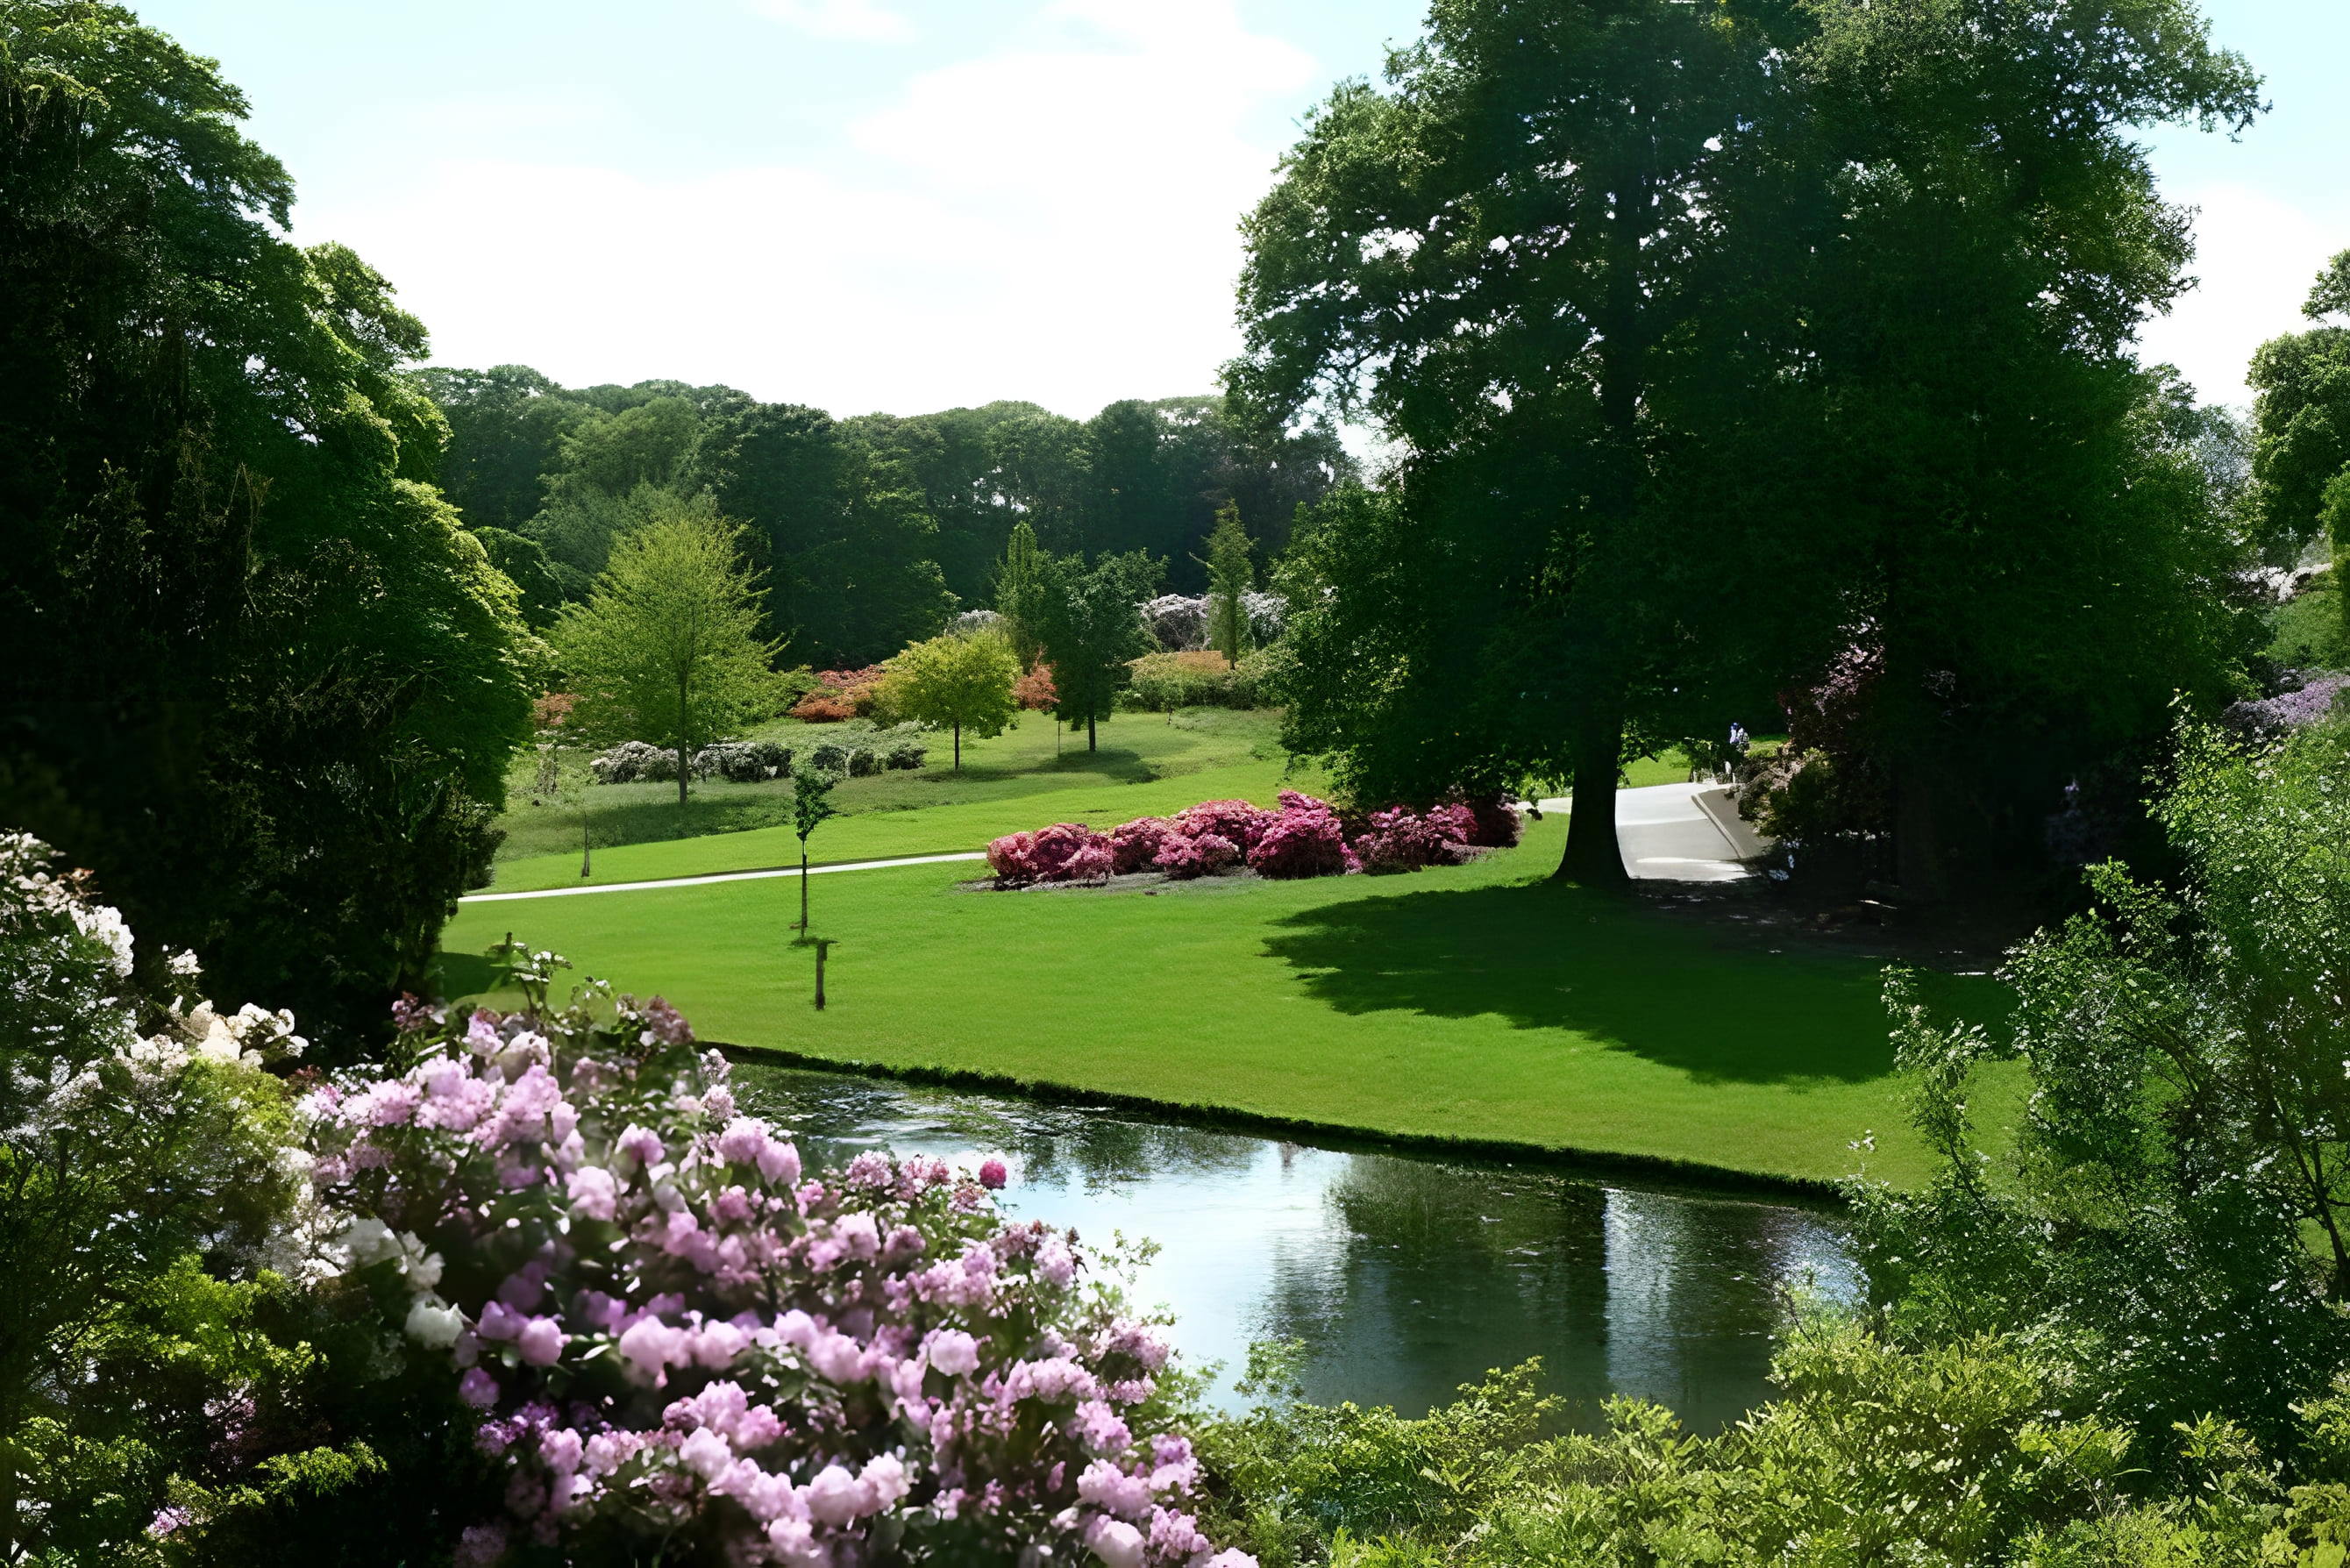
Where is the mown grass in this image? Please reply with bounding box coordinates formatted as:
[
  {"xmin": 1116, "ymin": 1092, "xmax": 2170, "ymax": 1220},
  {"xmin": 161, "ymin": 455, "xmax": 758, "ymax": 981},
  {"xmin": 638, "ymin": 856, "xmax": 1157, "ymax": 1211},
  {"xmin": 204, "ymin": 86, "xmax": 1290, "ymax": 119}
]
[
  {"xmin": 488, "ymin": 709, "xmax": 1319, "ymax": 890},
  {"xmin": 485, "ymin": 709, "xmax": 1762, "ymax": 894},
  {"xmin": 444, "ymin": 813, "xmax": 2015, "ymax": 1189}
]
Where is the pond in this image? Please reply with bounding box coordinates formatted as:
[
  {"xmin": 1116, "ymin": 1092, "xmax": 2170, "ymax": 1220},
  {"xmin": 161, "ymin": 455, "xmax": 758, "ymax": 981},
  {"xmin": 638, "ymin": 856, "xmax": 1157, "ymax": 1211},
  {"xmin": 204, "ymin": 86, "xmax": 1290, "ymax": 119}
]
[{"xmin": 730, "ymin": 1064, "xmax": 1862, "ymax": 1431}]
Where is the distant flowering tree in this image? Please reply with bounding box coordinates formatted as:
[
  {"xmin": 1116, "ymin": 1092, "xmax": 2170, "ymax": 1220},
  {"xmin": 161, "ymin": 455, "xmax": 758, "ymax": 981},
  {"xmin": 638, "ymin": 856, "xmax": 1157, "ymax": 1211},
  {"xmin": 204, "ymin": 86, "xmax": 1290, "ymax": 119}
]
[{"xmin": 302, "ymin": 964, "xmax": 1255, "ymax": 1568}]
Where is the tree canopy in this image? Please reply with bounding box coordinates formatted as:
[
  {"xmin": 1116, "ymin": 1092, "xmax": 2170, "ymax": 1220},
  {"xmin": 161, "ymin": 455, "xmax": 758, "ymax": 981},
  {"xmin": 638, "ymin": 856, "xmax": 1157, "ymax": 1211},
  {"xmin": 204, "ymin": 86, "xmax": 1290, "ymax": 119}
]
[
  {"xmin": 0, "ymin": 0, "xmax": 538, "ymax": 1047},
  {"xmin": 878, "ymin": 631, "xmax": 1022, "ymax": 771},
  {"xmin": 1242, "ymin": 0, "xmax": 2261, "ymax": 895},
  {"xmin": 552, "ymin": 505, "xmax": 783, "ymax": 806},
  {"xmin": 1034, "ymin": 551, "xmax": 1162, "ymax": 752}
]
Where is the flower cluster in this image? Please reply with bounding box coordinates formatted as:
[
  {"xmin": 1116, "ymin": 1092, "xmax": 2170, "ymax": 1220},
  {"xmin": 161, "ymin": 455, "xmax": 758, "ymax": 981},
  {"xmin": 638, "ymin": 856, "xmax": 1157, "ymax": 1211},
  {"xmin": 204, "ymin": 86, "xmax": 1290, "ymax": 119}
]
[
  {"xmin": 1015, "ymin": 663, "xmax": 1060, "ymax": 712},
  {"xmin": 1110, "ymin": 817, "xmax": 1176, "ymax": 875},
  {"xmin": 1352, "ymin": 804, "xmax": 1475, "ymax": 874},
  {"xmin": 986, "ymin": 791, "xmax": 1520, "ymax": 890},
  {"xmin": 988, "ymin": 823, "xmax": 1115, "ymax": 887},
  {"xmin": 1152, "ymin": 832, "xmax": 1241, "ymax": 880},
  {"xmin": 1246, "ymin": 791, "xmax": 1357, "ymax": 879},
  {"xmin": 304, "ymin": 990, "xmax": 1252, "ymax": 1566}
]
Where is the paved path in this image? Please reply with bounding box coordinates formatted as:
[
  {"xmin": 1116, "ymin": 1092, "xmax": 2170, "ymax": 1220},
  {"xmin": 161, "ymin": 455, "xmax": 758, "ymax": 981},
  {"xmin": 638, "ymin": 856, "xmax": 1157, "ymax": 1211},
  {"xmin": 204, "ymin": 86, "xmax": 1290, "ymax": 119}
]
[
  {"xmin": 459, "ymin": 851, "xmax": 988, "ymax": 904},
  {"xmin": 461, "ymin": 783, "xmax": 1763, "ymax": 904},
  {"xmin": 1535, "ymin": 780, "xmax": 1760, "ymax": 883}
]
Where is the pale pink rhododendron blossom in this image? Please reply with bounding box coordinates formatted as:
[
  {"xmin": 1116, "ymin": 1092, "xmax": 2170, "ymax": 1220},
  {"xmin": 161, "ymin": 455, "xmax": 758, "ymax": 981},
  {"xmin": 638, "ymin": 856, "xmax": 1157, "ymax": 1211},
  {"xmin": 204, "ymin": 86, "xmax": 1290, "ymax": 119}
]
[{"xmin": 304, "ymin": 980, "xmax": 1253, "ymax": 1566}]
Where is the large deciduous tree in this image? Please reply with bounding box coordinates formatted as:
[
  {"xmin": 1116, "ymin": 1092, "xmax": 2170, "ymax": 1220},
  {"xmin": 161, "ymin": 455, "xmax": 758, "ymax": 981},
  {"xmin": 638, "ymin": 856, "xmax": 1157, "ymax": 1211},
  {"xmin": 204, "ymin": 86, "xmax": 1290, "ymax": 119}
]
[
  {"xmin": 2248, "ymin": 250, "xmax": 2350, "ymax": 582},
  {"xmin": 1789, "ymin": 0, "xmax": 2259, "ymax": 896},
  {"xmin": 552, "ymin": 507, "xmax": 784, "ymax": 807},
  {"xmin": 1233, "ymin": 0, "xmax": 1805, "ymax": 884},
  {"xmin": 0, "ymin": 0, "xmax": 539, "ymax": 1048}
]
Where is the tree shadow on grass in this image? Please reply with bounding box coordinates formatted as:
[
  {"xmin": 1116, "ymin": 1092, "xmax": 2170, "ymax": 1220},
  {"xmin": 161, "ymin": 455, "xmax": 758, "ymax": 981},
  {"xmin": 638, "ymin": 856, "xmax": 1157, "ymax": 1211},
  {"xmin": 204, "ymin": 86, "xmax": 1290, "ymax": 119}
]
[
  {"xmin": 1261, "ymin": 880, "xmax": 1900, "ymax": 1087},
  {"xmin": 924, "ymin": 745, "xmax": 1160, "ymax": 788}
]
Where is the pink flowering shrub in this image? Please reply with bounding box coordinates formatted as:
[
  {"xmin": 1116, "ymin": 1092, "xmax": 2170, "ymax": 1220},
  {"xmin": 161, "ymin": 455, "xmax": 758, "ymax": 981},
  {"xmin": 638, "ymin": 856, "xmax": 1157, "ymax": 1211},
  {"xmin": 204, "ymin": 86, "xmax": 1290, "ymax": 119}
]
[
  {"xmin": 986, "ymin": 823, "xmax": 1114, "ymax": 887},
  {"xmin": 1110, "ymin": 817, "xmax": 1178, "ymax": 875},
  {"xmin": 303, "ymin": 983, "xmax": 1254, "ymax": 1568},
  {"xmin": 1456, "ymin": 795, "xmax": 1525, "ymax": 849},
  {"xmin": 1152, "ymin": 832, "xmax": 1242, "ymax": 880},
  {"xmin": 1351, "ymin": 807, "xmax": 1472, "ymax": 874},
  {"xmin": 1170, "ymin": 800, "xmax": 1276, "ymax": 855},
  {"xmin": 1247, "ymin": 791, "xmax": 1357, "ymax": 880}
]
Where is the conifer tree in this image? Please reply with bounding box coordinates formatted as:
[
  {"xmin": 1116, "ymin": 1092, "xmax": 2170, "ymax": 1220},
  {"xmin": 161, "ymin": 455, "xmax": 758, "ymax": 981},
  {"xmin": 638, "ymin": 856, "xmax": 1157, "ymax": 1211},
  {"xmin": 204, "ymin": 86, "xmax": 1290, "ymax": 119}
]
[{"xmin": 1202, "ymin": 502, "xmax": 1254, "ymax": 668}]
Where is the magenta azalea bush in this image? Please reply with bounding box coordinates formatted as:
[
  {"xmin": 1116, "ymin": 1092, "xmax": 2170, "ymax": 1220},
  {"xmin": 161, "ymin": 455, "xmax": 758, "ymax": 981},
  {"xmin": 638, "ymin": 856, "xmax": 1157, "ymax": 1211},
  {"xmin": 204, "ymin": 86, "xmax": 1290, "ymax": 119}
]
[
  {"xmin": 1109, "ymin": 818, "xmax": 1177, "ymax": 875},
  {"xmin": 1245, "ymin": 791, "xmax": 1356, "ymax": 879},
  {"xmin": 303, "ymin": 977, "xmax": 1253, "ymax": 1567},
  {"xmin": 1352, "ymin": 806, "xmax": 1472, "ymax": 874},
  {"xmin": 986, "ymin": 823, "xmax": 1114, "ymax": 887},
  {"xmin": 1151, "ymin": 832, "xmax": 1242, "ymax": 880},
  {"xmin": 1169, "ymin": 801, "xmax": 1276, "ymax": 855},
  {"xmin": 982, "ymin": 793, "xmax": 1520, "ymax": 891},
  {"xmin": 1457, "ymin": 795, "xmax": 1524, "ymax": 850}
]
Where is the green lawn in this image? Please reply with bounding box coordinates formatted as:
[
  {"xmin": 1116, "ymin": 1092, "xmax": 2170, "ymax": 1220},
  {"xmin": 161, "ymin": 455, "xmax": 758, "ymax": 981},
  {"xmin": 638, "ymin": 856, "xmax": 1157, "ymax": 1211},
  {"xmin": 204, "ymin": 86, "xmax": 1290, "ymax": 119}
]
[
  {"xmin": 485, "ymin": 709, "xmax": 1766, "ymax": 894},
  {"xmin": 489, "ymin": 709, "xmax": 1321, "ymax": 891},
  {"xmin": 443, "ymin": 812, "xmax": 2014, "ymax": 1190}
]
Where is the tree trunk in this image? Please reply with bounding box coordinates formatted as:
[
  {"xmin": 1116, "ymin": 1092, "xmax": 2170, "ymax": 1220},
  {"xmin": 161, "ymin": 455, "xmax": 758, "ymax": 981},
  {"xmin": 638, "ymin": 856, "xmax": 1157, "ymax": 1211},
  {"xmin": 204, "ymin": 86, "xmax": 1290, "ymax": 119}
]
[
  {"xmin": 677, "ymin": 674, "xmax": 692, "ymax": 808},
  {"xmin": 1555, "ymin": 700, "xmax": 1630, "ymax": 888},
  {"xmin": 1893, "ymin": 760, "xmax": 1948, "ymax": 902},
  {"xmin": 954, "ymin": 721, "xmax": 961, "ymax": 771},
  {"xmin": 798, "ymin": 845, "xmax": 809, "ymax": 931},
  {"xmin": 1086, "ymin": 713, "xmax": 1097, "ymax": 752},
  {"xmin": 580, "ymin": 808, "xmax": 592, "ymax": 880}
]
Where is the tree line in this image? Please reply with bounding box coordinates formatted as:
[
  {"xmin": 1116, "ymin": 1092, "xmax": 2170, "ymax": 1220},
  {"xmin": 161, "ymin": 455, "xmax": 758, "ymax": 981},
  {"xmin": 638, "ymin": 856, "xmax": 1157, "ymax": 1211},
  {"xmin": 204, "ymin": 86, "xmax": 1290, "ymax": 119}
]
[{"xmin": 420, "ymin": 367, "xmax": 1353, "ymax": 667}]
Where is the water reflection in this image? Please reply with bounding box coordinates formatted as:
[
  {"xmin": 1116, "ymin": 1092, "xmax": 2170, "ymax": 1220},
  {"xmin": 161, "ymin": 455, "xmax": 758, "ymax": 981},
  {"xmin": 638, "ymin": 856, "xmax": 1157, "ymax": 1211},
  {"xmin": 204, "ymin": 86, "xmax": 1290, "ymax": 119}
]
[{"xmin": 730, "ymin": 1065, "xmax": 1859, "ymax": 1429}]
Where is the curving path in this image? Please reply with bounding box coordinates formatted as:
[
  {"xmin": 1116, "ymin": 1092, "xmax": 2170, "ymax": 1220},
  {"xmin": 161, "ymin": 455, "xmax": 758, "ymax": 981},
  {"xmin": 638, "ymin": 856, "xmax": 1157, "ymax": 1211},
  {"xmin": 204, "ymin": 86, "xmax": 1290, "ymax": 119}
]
[{"xmin": 459, "ymin": 783, "xmax": 1767, "ymax": 904}]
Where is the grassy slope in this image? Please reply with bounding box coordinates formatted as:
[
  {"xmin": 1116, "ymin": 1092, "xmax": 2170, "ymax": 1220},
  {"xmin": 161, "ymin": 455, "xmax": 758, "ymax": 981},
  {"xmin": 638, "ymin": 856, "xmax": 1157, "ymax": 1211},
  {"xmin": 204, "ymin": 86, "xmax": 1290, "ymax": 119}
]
[
  {"xmin": 487, "ymin": 709, "xmax": 1738, "ymax": 894},
  {"xmin": 489, "ymin": 709, "xmax": 1322, "ymax": 892},
  {"xmin": 445, "ymin": 813, "xmax": 2015, "ymax": 1190}
]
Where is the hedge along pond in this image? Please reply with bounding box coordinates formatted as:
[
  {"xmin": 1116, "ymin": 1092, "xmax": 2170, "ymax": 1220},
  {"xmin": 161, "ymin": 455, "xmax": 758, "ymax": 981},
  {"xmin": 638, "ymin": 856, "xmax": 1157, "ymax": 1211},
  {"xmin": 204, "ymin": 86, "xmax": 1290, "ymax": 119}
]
[{"xmin": 730, "ymin": 1064, "xmax": 1861, "ymax": 1429}]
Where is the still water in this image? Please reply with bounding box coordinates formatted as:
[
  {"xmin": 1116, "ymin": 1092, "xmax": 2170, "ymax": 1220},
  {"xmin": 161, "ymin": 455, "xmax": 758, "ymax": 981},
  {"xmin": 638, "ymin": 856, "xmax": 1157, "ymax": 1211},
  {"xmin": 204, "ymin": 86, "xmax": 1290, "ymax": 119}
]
[{"xmin": 730, "ymin": 1065, "xmax": 1861, "ymax": 1431}]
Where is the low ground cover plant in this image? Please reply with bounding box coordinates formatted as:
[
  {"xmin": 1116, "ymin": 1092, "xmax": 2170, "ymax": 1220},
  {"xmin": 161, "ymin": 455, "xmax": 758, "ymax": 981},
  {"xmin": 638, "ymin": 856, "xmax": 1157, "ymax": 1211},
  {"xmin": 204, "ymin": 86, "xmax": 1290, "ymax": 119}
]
[{"xmin": 984, "ymin": 792, "xmax": 1517, "ymax": 888}]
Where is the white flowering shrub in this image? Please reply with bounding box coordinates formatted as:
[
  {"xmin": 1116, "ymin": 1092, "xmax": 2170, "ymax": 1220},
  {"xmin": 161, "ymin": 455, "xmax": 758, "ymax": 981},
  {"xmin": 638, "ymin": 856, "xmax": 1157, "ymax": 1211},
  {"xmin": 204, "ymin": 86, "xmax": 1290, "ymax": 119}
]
[
  {"xmin": 0, "ymin": 833, "xmax": 325, "ymax": 1557},
  {"xmin": 303, "ymin": 957, "xmax": 1257, "ymax": 1568}
]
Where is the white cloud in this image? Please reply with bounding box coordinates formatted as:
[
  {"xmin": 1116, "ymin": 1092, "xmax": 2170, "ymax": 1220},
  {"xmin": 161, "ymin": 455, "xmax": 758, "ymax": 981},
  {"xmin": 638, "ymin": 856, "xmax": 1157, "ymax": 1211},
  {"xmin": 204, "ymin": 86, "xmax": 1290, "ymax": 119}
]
[
  {"xmin": 2140, "ymin": 183, "xmax": 2348, "ymax": 408},
  {"xmin": 300, "ymin": 0, "xmax": 1321, "ymax": 417},
  {"xmin": 751, "ymin": 0, "xmax": 916, "ymax": 46}
]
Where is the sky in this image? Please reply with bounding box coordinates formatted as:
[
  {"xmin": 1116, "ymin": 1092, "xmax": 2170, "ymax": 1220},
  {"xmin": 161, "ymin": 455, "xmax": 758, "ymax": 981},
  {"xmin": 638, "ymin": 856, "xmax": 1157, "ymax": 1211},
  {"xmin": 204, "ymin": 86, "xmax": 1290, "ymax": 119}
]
[{"xmin": 132, "ymin": 0, "xmax": 2350, "ymax": 420}]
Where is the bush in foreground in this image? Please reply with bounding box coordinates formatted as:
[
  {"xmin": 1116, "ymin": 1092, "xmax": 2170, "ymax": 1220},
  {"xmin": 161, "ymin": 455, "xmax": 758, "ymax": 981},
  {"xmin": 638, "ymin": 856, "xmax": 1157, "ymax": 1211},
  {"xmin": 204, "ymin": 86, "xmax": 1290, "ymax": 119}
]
[{"xmin": 303, "ymin": 971, "xmax": 1255, "ymax": 1566}]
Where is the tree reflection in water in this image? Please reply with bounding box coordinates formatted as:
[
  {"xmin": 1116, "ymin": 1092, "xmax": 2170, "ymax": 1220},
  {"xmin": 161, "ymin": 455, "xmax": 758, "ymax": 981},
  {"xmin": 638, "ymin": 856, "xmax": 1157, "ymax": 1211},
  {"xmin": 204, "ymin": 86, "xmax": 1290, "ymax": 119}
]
[{"xmin": 732, "ymin": 1066, "xmax": 1857, "ymax": 1429}]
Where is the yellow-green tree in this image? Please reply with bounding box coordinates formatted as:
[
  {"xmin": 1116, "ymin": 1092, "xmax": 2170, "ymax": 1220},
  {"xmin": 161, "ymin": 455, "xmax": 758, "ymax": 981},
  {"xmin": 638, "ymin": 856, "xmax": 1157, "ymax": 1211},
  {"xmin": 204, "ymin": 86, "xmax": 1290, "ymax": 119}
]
[
  {"xmin": 553, "ymin": 505, "xmax": 784, "ymax": 806},
  {"xmin": 879, "ymin": 630, "xmax": 1022, "ymax": 770}
]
